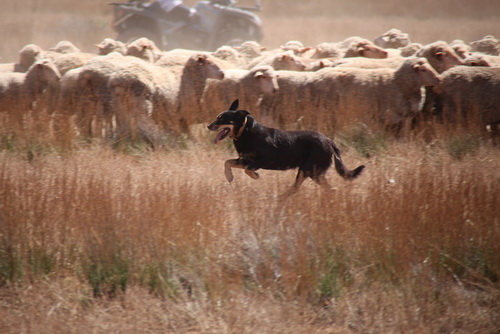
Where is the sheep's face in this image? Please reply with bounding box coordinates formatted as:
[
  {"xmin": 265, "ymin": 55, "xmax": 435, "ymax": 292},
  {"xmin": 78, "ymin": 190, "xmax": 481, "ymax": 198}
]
[
  {"xmin": 30, "ymin": 60, "xmax": 62, "ymax": 86},
  {"xmin": 423, "ymin": 43, "xmax": 464, "ymax": 73},
  {"xmin": 254, "ymin": 70, "xmax": 279, "ymax": 94},
  {"xmin": 413, "ymin": 60, "xmax": 441, "ymax": 87},
  {"xmin": 205, "ymin": 60, "xmax": 225, "ymax": 80},
  {"xmin": 452, "ymin": 45, "xmax": 472, "ymax": 59},
  {"xmin": 192, "ymin": 55, "xmax": 224, "ymax": 80},
  {"xmin": 278, "ymin": 54, "xmax": 306, "ymax": 71},
  {"xmin": 359, "ymin": 42, "xmax": 388, "ymax": 59},
  {"xmin": 463, "ymin": 55, "xmax": 492, "ymax": 67},
  {"xmin": 435, "ymin": 46, "xmax": 464, "ymax": 71}
]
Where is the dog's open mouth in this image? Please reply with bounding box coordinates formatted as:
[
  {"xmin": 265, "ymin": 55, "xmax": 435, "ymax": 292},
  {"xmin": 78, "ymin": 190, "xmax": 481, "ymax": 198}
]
[{"xmin": 214, "ymin": 127, "xmax": 231, "ymax": 144}]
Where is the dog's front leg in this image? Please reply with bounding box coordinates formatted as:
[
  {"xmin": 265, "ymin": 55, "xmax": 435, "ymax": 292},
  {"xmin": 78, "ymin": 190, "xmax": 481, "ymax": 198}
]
[
  {"xmin": 224, "ymin": 159, "xmax": 259, "ymax": 182},
  {"xmin": 224, "ymin": 159, "xmax": 249, "ymax": 182},
  {"xmin": 224, "ymin": 159, "xmax": 238, "ymax": 182}
]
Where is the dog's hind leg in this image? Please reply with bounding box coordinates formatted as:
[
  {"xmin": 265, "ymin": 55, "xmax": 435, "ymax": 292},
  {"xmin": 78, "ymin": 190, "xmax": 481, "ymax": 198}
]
[
  {"xmin": 281, "ymin": 170, "xmax": 306, "ymax": 197},
  {"xmin": 245, "ymin": 169, "xmax": 260, "ymax": 180},
  {"xmin": 312, "ymin": 172, "xmax": 330, "ymax": 189}
]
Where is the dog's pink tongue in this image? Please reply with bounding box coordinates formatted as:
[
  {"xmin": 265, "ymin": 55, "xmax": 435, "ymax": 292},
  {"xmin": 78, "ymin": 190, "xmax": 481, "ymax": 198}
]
[{"xmin": 214, "ymin": 128, "xmax": 228, "ymax": 144}]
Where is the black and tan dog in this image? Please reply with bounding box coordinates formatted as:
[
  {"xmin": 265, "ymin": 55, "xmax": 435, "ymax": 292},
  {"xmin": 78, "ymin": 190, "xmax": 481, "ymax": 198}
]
[{"xmin": 208, "ymin": 100, "xmax": 365, "ymax": 195}]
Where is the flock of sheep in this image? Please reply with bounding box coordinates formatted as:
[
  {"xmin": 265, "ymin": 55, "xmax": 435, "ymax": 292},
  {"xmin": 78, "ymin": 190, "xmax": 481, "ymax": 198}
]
[{"xmin": 0, "ymin": 28, "xmax": 499, "ymax": 147}]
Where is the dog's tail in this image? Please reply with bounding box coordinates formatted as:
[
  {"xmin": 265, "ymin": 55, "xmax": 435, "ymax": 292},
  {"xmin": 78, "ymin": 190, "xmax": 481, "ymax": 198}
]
[{"xmin": 332, "ymin": 143, "xmax": 365, "ymax": 180}]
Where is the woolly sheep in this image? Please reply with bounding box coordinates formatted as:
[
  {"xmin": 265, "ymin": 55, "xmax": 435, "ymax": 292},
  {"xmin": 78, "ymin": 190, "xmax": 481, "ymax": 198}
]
[
  {"xmin": 50, "ymin": 51, "xmax": 96, "ymax": 75},
  {"xmin": 49, "ymin": 41, "xmax": 81, "ymax": 54},
  {"xmin": 56, "ymin": 52, "xmax": 135, "ymax": 137},
  {"xmin": 247, "ymin": 51, "xmax": 307, "ymax": 71},
  {"xmin": 155, "ymin": 49, "xmax": 233, "ymax": 72},
  {"xmin": 257, "ymin": 69, "xmax": 316, "ymax": 127},
  {"xmin": 314, "ymin": 37, "xmax": 389, "ymax": 59},
  {"xmin": 308, "ymin": 42, "xmax": 343, "ymax": 59},
  {"xmin": 83, "ymin": 53, "xmax": 225, "ymax": 136},
  {"xmin": 125, "ymin": 37, "xmax": 162, "ymax": 62},
  {"xmin": 343, "ymin": 38, "xmax": 388, "ymax": 58},
  {"xmin": 212, "ymin": 45, "xmax": 247, "ymax": 68},
  {"xmin": 417, "ymin": 41, "xmax": 464, "ymax": 119},
  {"xmin": 106, "ymin": 55, "xmax": 179, "ymax": 143},
  {"xmin": 399, "ymin": 43, "xmax": 423, "ymax": 57},
  {"xmin": 469, "ymin": 35, "xmax": 500, "ymax": 56},
  {"xmin": 280, "ymin": 40, "xmax": 311, "ymax": 55},
  {"xmin": 450, "ymin": 40, "xmax": 472, "ymax": 59},
  {"xmin": 463, "ymin": 53, "xmax": 493, "ymax": 67},
  {"xmin": 0, "ymin": 59, "xmax": 61, "ymax": 121},
  {"xmin": 374, "ymin": 28, "xmax": 411, "ymax": 48},
  {"xmin": 201, "ymin": 65, "xmax": 279, "ymax": 123},
  {"xmin": 0, "ymin": 44, "xmax": 45, "ymax": 73},
  {"xmin": 432, "ymin": 66, "xmax": 500, "ymax": 132},
  {"xmin": 96, "ymin": 38, "xmax": 127, "ymax": 55},
  {"xmin": 305, "ymin": 57, "xmax": 440, "ymax": 133},
  {"xmin": 173, "ymin": 54, "xmax": 226, "ymax": 130},
  {"xmin": 468, "ymin": 53, "xmax": 500, "ymax": 67},
  {"xmin": 416, "ymin": 41, "xmax": 464, "ymax": 73},
  {"xmin": 331, "ymin": 56, "xmax": 405, "ymax": 69},
  {"xmin": 234, "ymin": 41, "xmax": 266, "ymax": 63}
]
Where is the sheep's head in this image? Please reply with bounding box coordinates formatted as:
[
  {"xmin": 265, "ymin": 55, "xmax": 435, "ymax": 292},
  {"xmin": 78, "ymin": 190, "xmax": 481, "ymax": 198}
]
[
  {"xmin": 236, "ymin": 41, "xmax": 265, "ymax": 58},
  {"xmin": 50, "ymin": 41, "xmax": 80, "ymax": 54},
  {"xmin": 252, "ymin": 66, "xmax": 279, "ymax": 94},
  {"xmin": 470, "ymin": 36, "xmax": 500, "ymax": 55},
  {"xmin": 192, "ymin": 54, "xmax": 224, "ymax": 80},
  {"xmin": 27, "ymin": 59, "xmax": 62, "ymax": 89},
  {"xmin": 418, "ymin": 42, "xmax": 464, "ymax": 73},
  {"xmin": 412, "ymin": 58, "xmax": 441, "ymax": 87},
  {"xmin": 463, "ymin": 54, "xmax": 492, "ymax": 67},
  {"xmin": 280, "ymin": 40, "xmax": 311, "ymax": 55},
  {"xmin": 355, "ymin": 41, "xmax": 388, "ymax": 59},
  {"xmin": 126, "ymin": 38, "xmax": 161, "ymax": 62},
  {"xmin": 19, "ymin": 44, "xmax": 45, "ymax": 69},
  {"xmin": 276, "ymin": 52, "xmax": 306, "ymax": 71},
  {"xmin": 96, "ymin": 38, "xmax": 126, "ymax": 55}
]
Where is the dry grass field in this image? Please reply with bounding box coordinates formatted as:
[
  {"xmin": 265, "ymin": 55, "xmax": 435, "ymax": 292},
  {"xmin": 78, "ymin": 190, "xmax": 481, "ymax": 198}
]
[{"xmin": 1, "ymin": 0, "xmax": 500, "ymax": 333}]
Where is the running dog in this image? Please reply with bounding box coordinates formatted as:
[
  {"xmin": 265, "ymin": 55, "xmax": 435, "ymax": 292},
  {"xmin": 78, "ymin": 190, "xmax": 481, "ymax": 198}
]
[{"xmin": 208, "ymin": 100, "xmax": 365, "ymax": 195}]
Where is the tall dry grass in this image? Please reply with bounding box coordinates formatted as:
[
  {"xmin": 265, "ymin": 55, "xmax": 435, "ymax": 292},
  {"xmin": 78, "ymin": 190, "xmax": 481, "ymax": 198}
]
[
  {"xmin": 0, "ymin": 109, "xmax": 499, "ymax": 332},
  {"xmin": 1, "ymin": 1, "xmax": 500, "ymax": 332}
]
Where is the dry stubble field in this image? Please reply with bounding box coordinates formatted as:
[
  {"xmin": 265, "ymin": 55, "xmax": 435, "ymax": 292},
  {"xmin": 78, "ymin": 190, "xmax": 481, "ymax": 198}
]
[{"xmin": 1, "ymin": 0, "xmax": 500, "ymax": 333}]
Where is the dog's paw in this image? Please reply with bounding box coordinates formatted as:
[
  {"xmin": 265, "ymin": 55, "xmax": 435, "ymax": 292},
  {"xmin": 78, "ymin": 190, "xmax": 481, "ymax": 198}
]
[
  {"xmin": 245, "ymin": 169, "xmax": 259, "ymax": 180},
  {"xmin": 225, "ymin": 170, "xmax": 234, "ymax": 183}
]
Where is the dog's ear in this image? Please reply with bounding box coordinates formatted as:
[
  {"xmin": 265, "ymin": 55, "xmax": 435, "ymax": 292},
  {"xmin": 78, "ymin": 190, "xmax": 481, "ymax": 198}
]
[{"xmin": 229, "ymin": 99, "xmax": 239, "ymax": 111}]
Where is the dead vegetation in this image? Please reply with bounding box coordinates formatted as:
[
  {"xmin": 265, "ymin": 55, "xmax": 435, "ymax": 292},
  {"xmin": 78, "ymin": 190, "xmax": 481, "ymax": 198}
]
[{"xmin": 0, "ymin": 0, "xmax": 499, "ymax": 333}]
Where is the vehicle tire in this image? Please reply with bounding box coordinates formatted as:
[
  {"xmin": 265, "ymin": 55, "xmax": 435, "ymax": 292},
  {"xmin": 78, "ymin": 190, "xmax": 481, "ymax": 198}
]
[{"xmin": 117, "ymin": 27, "xmax": 161, "ymax": 46}]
